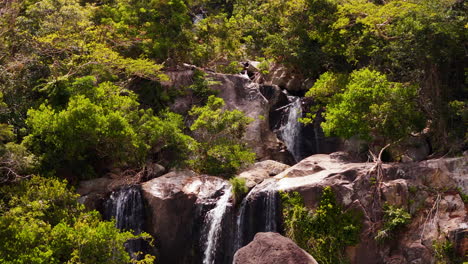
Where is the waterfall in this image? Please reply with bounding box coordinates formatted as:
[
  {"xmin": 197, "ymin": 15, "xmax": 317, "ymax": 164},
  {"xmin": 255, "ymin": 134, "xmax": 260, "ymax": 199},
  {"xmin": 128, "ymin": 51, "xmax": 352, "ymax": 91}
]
[
  {"xmin": 104, "ymin": 185, "xmax": 145, "ymax": 234},
  {"xmin": 104, "ymin": 185, "xmax": 150, "ymax": 260},
  {"xmin": 279, "ymin": 96, "xmax": 302, "ymax": 162},
  {"xmin": 233, "ymin": 184, "xmax": 278, "ymax": 253},
  {"xmin": 233, "ymin": 190, "xmax": 250, "ymax": 252},
  {"xmin": 202, "ymin": 186, "xmax": 232, "ymax": 264},
  {"xmin": 264, "ymin": 189, "xmax": 277, "ymax": 232}
]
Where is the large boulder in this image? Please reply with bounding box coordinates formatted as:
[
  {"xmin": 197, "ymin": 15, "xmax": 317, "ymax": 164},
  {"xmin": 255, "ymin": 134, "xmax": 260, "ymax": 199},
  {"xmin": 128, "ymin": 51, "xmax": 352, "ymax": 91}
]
[
  {"xmin": 250, "ymin": 160, "xmax": 290, "ymax": 176},
  {"xmin": 141, "ymin": 170, "xmax": 229, "ymax": 264},
  {"xmin": 238, "ymin": 160, "xmax": 290, "ymax": 188},
  {"xmin": 263, "ymin": 64, "xmax": 307, "ymax": 92},
  {"xmin": 233, "ymin": 232, "xmax": 318, "ymax": 264}
]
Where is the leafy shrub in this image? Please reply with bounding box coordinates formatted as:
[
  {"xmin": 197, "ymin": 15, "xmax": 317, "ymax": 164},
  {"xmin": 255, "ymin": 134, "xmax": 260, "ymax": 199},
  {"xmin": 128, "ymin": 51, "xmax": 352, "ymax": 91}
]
[
  {"xmin": 24, "ymin": 76, "xmax": 195, "ymax": 179},
  {"xmin": 433, "ymin": 240, "xmax": 462, "ymax": 264},
  {"xmin": 320, "ymin": 68, "xmax": 425, "ymax": 145},
  {"xmin": 0, "ymin": 176, "xmax": 155, "ymax": 263},
  {"xmin": 0, "ymin": 143, "xmax": 38, "ymax": 181},
  {"xmin": 189, "ymin": 95, "xmax": 255, "ymax": 176},
  {"xmin": 281, "ymin": 187, "xmax": 362, "ymax": 264},
  {"xmin": 188, "ymin": 69, "xmax": 220, "ymax": 105},
  {"xmin": 375, "ymin": 204, "xmax": 411, "ymax": 242},
  {"xmin": 257, "ymin": 58, "xmax": 273, "ymax": 75},
  {"xmin": 218, "ymin": 61, "xmax": 244, "ymax": 74},
  {"xmin": 456, "ymin": 188, "xmax": 468, "ymax": 203},
  {"xmin": 230, "ymin": 177, "xmax": 249, "ymax": 203}
]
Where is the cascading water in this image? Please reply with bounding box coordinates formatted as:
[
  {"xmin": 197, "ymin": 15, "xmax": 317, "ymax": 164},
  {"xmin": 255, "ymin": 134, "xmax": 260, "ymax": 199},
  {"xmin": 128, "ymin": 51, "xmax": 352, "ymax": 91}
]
[
  {"xmin": 233, "ymin": 191, "xmax": 250, "ymax": 252},
  {"xmin": 233, "ymin": 183, "xmax": 279, "ymax": 253},
  {"xmin": 264, "ymin": 189, "xmax": 277, "ymax": 232},
  {"xmin": 104, "ymin": 186, "xmax": 151, "ymax": 260},
  {"xmin": 104, "ymin": 185, "xmax": 145, "ymax": 234},
  {"xmin": 202, "ymin": 186, "xmax": 232, "ymax": 264},
  {"xmin": 279, "ymin": 96, "xmax": 302, "ymax": 162}
]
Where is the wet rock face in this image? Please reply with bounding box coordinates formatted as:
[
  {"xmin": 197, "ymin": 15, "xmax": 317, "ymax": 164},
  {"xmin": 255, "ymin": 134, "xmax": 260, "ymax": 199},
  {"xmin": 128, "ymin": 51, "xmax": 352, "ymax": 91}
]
[
  {"xmin": 235, "ymin": 184, "xmax": 281, "ymax": 250},
  {"xmin": 104, "ymin": 185, "xmax": 145, "ymax": 234},
  {"xmin": 233, "ymin": 232, "xmax": 318, "ymax": 264},
  {"xmin": 141, "ymin": 170, "xmax": 229, "ymax": 264}
]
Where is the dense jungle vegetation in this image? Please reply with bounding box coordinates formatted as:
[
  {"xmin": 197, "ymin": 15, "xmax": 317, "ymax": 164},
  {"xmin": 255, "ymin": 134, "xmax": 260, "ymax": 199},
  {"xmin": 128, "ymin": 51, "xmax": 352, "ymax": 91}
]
[{"xmin": 0, "ymin": 0, "xmax": 466, "ymax": 262}]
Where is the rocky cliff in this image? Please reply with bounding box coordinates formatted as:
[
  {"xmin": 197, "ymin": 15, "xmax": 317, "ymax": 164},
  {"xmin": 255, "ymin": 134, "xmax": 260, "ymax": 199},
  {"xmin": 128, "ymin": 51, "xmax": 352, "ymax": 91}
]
[
  {"xmin": 250, "ymin": 154, "xmax": 468, "ymax": 264},
  {"xmin": 77, "ymin": 68, "xmax": 467, "ymax": 264},
  {"xmin": 80, "ymin": 153, "xmax": 467, "ymax": 264}
]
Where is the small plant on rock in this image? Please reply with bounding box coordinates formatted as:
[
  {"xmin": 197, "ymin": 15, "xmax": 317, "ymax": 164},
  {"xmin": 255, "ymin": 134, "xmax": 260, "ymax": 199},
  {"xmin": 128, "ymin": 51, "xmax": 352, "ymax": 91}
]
[
  {"xmin": 281, "ymin": 187, "xmax": 362, "ymax": 264},
  {"xmin": 375, "ymin": 203, "xmax": 411, "ymax": 242},
  {"xmin": 230, "ymin": 177, "xmax": 249, "ymax": 204}
]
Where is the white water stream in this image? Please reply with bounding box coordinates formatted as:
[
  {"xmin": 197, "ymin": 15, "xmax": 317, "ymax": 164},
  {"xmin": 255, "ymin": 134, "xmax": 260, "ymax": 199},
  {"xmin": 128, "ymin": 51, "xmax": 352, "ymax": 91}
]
[
  {"xmin": 106, "ymin": 186, "xmax": 144, "ymax": 234},
  {"xmin": 280, "ymin": 96, "xmax": 302, "ymax": 162},
  {"xmin": 233, "ymin": 184, "xmax": 278, "ymax": 253},
  {"xmin": 203, "ymin": 186, "xmax": 232, "ymax": 264}
]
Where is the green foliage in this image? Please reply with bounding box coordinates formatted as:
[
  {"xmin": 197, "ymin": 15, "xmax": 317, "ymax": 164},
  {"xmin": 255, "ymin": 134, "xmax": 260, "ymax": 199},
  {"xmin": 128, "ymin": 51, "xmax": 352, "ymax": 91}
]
[
  {"xmin": 280, "ymin": 191, "xmax": 313, "ymax": 248},
  {"xmin": 24, "ymin": 76, "xmax": 195, "ymax": 179},
  {"xmin": 217, "ymin": 61, "xmax": 244, "ymax": 74},
  {"xmin": 0, "ymin": 93, "xmax": 38, "ymax": 182},
  {"xmin": 375, "ymin": 203, "xmax": 411, "ymax": 242},
  {"xmin": 191, "ymin": 13, "xmax": 251, "ymax": 66},
  {"xmin": 301, "ymin": 71, "xmax": 349, "ymax": 124},
  {"xmin": 281, "ymin": 187, "xmax": 362, "ymax": 264},
  {"xmin": 305, "ymin": 72, "xmax": 348, "ymax": 101},
  {"xmin": 433, "ymin": 239, "xmax": 462, "ymax": 264},
  {"xmin": 408, "ymin": 186, "xmax": 418, "ymax": 195},
  {"xmin": 0, "ymin": 0, "xmax": 166, "ymax": 137},
  {"xmin": 229, "ymin": 177, "xmax": 249, "ymax": 203},
  {"xmin": 0, "ymin": 176, "xmax": 155, "ymax": 263},
  {"xmin": 189, "ymin": 95, "xmax": 255, "ymax": 176},
  {"xmin": 188, "ymin": 69, "xmax": 220, "ymax": 105},
  {"xmin": 256, "ymin": 58, "xmax": 273, "ymax": 75},
  {"xmin": 95, "ymin": 0, "xmax": 195, "ymax": 63},
  {"xmin": 0, "ymin": 142, "xmax": 38, "ymax": 181},
  {"xmin": 321, "ymin": 68, "xmax": 425, "ymax": 144}
]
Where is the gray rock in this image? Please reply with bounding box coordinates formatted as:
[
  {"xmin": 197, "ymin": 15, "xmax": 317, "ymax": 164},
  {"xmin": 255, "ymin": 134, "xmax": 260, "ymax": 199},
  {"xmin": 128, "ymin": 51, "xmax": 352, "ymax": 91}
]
[
  {"xmin": 233, "ymin": 232, "xmax": 318, "ymax": 264},
  {"xmin": 141, "ymin": 170, "xmax": 228, "ymax": 264},
  {"xmin": 238, "ymin": 168, "xmax": 270, "ymax": 189},
  {"xmin": 167, "ymin": 69, "xmax": 292, "ymax": 163},
  {"xmin": 208, "ymin": 73, "xmax": 287, "ymax": 162},
  {"xmin": 142, "ymin": 163, "xmax": 166, "ymax": 181},
  {"xmin": 263, "ymin": 64, "xmax": 306, "ymax": 92},
  {"xmin": 76, "ymin": 177, "xmax": 113, "ymax": 196},
  {"xmin": 251, "ymin": 160, "xmax": 290, "ymax": 175},
  {"xmin": 268, "ymin": 154, "xmax": 467, "ymax": 263},
  {"xmin": 382, "ymin": 179, "xmax": 409, "ymax": 208}
]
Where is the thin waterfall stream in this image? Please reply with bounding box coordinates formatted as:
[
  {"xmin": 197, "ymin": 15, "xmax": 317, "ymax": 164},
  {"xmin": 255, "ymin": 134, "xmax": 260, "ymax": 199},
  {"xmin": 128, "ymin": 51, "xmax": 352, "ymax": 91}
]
[
  {"xmin": 202, "ymin": 186, "xmax": 232, "ymax": 264},
  {"xmin": 233, "ymin": 183, "xmax": 279, "ymax": 254},
  {"xmin": 104, "ymin": 185, "xmax": 151, "ymax": 260},
  {"xmin": 279, "ymin": 96, "xmax": 302, "ymax": 162},
  {"xmin": 104, "ymin": 185, "xmax": 144, "ymax": 234}
]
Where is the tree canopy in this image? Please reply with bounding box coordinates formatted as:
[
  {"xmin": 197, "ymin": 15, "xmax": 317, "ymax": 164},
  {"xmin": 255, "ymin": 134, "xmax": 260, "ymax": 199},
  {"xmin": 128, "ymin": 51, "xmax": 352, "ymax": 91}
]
[{"xmin": 317, "ymin": 68, "xmax": 425, "ymax": 145}]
